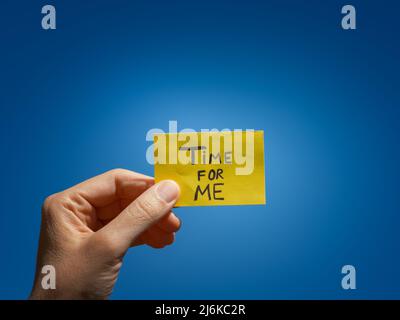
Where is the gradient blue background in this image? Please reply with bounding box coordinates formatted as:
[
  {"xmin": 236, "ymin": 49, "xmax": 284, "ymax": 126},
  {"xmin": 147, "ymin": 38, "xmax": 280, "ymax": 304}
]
[{"xmin": 1, "ymin": 0, "xmax": 399, "ymax": 299}]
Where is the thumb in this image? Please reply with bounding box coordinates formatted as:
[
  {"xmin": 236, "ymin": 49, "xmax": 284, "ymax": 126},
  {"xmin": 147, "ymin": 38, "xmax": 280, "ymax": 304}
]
[{"xmin": 95, "ymin": 180, "xmax": 180, "ymax": 256}]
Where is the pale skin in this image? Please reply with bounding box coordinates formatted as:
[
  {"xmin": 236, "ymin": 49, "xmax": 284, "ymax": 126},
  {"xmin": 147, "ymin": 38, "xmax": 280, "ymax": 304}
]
[{"xmin": 30, "ymin": 169, "xmax": 181, "ymax": 299}]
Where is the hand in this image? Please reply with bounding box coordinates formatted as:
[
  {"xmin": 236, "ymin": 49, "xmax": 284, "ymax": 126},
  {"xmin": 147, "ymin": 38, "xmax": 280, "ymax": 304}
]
[{"xmin": 30, "ymin": 169, "xmax": 181, "ymax": 299}]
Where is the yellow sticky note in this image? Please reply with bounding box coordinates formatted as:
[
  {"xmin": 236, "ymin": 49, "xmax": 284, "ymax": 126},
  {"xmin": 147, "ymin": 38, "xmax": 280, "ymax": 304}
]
[{"xmin": 154, "ymin": 130, "xmax": 266, "ymax": 207}]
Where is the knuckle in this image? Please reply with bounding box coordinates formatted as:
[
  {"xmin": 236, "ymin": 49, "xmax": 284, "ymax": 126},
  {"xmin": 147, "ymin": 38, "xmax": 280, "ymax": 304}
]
[
  {"xmin": 149, "ymin": 234, "xmax": 174, "ymax": 249},
  {"xmin": 133, "ymin": 197, "xmax": 159, "ymax": 222},
  {"xmin": 108, "ymin": 168, "xmax": 130, "ymax": 176},
  {"xmin": 149, "ymin": 242, "xmax": 165, "ymax": 249},
  {"xmin": 166, "ymin": 234, "xmax": 175, "ymax": 245},
  {"xmin": 42, "ymin": 193, "xmax": 63, "ymax": 215}
]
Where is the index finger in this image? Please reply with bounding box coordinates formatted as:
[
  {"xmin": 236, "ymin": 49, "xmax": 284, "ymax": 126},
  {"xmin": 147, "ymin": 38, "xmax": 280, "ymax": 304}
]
[{"xmin": 64, "ymin": 168, "xmax": 154, "ymax": 208}]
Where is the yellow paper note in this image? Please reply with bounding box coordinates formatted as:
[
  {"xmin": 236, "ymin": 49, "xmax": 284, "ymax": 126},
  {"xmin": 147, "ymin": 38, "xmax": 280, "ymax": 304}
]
[{"xmin": 154, "ymin": 130, "xmax": 266, "ymax": 207}]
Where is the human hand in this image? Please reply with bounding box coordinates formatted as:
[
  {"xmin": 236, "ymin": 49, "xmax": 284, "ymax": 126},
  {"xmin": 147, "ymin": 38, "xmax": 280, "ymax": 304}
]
[{"xmin": 30, "ymin": 169, "xmax": 181, "ymax": 299}]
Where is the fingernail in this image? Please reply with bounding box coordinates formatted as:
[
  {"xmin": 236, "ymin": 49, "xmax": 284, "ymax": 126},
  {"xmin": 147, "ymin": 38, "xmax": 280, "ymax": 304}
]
[{"xmin": 156, "ymin": 180, "xmax": 180, "ymax": 203}]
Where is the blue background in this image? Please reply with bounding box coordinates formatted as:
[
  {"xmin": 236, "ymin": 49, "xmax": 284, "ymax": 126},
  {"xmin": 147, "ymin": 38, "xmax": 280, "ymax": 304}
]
[{"xmin": 1, "ymin": 0, "xmax": 399, "ymax": 299}]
